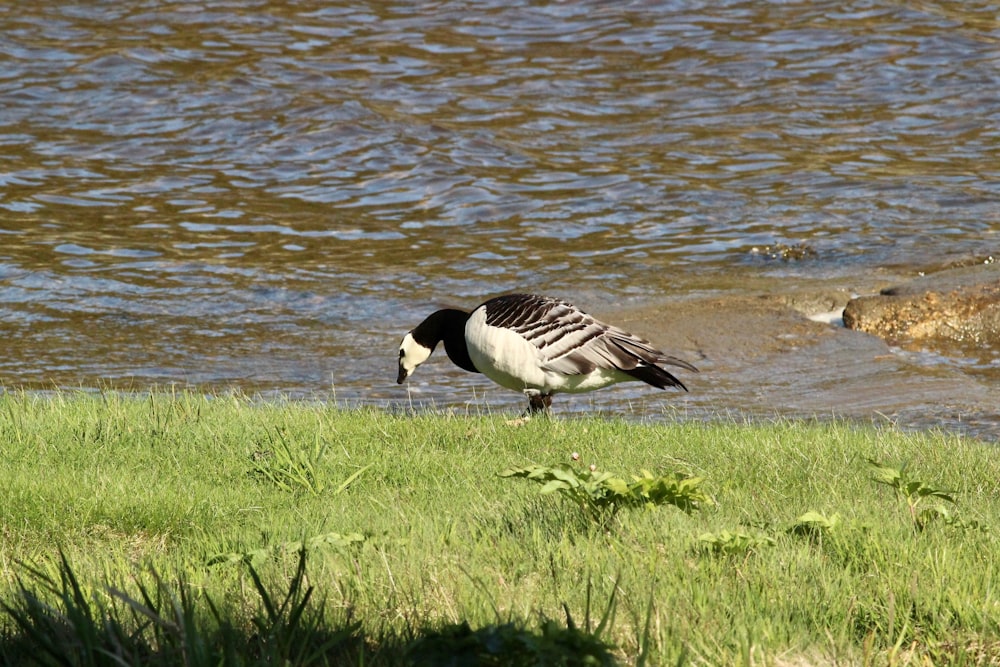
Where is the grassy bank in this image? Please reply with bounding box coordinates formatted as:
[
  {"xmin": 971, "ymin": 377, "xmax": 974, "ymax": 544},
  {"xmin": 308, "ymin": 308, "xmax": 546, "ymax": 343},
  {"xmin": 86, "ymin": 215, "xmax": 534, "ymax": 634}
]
[{"xmin": 1, "ymin": 391, "xmax": 998, "ymax": 665}]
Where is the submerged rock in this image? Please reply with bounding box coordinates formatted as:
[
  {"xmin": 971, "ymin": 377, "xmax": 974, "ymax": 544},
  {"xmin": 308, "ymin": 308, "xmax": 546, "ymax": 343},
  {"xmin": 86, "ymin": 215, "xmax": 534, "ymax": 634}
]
[
  {"xmin": 843, "ymin": 264, "xmax": 1000, "ymax": 347},
  {"xmin": 748, "ymin": 242, "xmax": 819, "ymax": 262}
]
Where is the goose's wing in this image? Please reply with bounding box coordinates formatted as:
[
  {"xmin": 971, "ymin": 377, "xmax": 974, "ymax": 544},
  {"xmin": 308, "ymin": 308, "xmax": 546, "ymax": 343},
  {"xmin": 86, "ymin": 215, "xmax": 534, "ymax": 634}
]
[
  {"xmin": 482, "ymin": 294, "xmax": 691, "ymax": 376},
  {"xmin": 540, "ymin": 323, "xmax": 695, "ymax": 376}
]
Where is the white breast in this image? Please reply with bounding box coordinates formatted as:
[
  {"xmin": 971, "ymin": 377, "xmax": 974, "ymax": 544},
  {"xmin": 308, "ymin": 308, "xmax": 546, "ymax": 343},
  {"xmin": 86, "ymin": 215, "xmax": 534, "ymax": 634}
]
[{"xmin": 465, "ymin": 307, "xmax": 545, "ymax": 391}]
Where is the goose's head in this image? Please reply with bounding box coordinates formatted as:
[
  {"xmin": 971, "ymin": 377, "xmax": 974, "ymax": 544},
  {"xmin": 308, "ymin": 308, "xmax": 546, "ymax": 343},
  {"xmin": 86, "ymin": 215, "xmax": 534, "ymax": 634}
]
[{"xmin": 397, "ymin": 332, "xmax": 433, "ymax": 384}]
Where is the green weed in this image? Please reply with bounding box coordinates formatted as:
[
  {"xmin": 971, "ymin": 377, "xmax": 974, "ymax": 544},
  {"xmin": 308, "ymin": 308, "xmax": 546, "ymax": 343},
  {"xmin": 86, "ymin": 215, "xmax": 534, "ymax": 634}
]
[
  {"xmin": 499, "ymin": 463, "xmax": 708, "ymax": 521},
  {"xmin": 207, "ymin": 531, "xmax": 366, "ymax": 567},
  {"xmin": 696, "ymin": 530, "xmax": 775, "ymax": 557},
  {"xmin": 867, "ymin": 459, "xmax": 956, "ymax": 531},
  {"xmin": 787, "ymin": 511, "xmax": 842, "ymax": 540}
]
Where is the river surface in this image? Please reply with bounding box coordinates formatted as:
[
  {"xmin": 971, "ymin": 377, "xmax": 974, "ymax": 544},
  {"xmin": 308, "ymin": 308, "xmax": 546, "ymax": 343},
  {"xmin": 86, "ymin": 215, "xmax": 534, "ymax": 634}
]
[{"xmin": 1, "ymin": 2, "xmax": 999, "ymax": 437}]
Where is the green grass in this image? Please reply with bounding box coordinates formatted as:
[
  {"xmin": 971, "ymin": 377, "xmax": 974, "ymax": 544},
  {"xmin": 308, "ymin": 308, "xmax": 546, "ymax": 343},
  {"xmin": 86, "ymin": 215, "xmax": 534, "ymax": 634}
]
[{"xmin": 1, "ymin": 390, "xmax": 999, "ymax": 665}]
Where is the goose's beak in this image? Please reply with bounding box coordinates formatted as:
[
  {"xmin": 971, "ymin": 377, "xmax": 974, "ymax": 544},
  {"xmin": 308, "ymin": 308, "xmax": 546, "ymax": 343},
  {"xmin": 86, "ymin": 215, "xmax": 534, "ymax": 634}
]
[{"xmin": 397, "ymin": 364, "xmax": 409, "ymax": 384}]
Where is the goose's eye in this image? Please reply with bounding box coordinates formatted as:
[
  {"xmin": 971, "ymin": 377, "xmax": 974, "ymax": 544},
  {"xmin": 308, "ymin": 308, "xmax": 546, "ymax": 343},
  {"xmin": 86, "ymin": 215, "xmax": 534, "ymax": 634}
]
[{"xmin": 398, "ymin": 349, "xmax": 405, "ymax": 359}]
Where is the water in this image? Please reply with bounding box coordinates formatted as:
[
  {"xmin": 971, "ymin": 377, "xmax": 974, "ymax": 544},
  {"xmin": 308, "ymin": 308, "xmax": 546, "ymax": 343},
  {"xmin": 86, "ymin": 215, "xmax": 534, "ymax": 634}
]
[{"xmin": 1, "ymin": 1, "xmax": 999, "ymax": 436}]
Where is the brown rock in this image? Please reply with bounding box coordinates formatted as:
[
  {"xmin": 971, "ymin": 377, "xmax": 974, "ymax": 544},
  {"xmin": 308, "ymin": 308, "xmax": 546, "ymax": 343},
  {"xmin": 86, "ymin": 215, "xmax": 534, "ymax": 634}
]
[{"xmin": 843, "ymin": 264, "xmax": 1000, "ymax": 346}]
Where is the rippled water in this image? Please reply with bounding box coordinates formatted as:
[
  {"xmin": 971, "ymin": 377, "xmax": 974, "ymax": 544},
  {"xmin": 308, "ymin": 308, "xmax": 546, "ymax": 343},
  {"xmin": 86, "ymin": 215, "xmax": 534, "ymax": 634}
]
[{"xmin": 1, "ymin": 2, "xmax": 999, "ymax": 431}]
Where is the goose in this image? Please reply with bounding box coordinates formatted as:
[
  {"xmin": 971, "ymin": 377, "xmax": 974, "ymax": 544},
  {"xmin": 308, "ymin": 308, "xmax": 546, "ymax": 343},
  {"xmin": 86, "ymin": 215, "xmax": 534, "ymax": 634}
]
[{"xmin": 397, "ymin": 293, "xmax": 697, "ymax": 413}]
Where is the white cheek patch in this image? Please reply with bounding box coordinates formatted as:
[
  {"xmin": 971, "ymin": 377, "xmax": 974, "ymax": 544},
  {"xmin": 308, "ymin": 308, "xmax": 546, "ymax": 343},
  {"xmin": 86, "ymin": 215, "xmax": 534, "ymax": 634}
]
[{"xmin": 399, "ymin": 332, "xmax": 432, "ymax": 376}]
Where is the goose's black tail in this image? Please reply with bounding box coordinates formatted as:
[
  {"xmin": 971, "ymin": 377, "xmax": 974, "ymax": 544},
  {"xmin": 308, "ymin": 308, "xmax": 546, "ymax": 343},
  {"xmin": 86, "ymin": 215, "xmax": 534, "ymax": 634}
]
[{"xmin": 623, "ymin": 363, "xmax": 689, "ymax": 391}]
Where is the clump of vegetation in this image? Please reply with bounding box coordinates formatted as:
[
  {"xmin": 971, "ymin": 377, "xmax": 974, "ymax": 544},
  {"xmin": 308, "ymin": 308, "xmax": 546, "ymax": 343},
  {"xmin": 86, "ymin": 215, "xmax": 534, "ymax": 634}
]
[
  {"xmin": 207, "ymin": 531, "xmax": 366, "ymax": 567},
  {"xmin": 1, "ymin": 549, "xmax": 616, "ymax": 667},
  {"xmin": 0, "ymin": 549, "xmax": 362, "ymax": 667},
  {"xmin": 250, "ymin": 428, "xmax": 370, "ymax": 497},
  {"xmin": 250, "ymin": 427, "xmax": 332, "ymax": 495},
  {"xmin": 786, "ymin": 511, "xmax": 842, "ymax": 540},
  {"xmin": 499, "ymin": 463, "xmax": 708, "ymax": 520},
  {"xmin": 696, "ymin": 530, "xmax": 775, "ymax": 557},
  {"xmin": 868, "ymin": 459, "xmax": 957, "ymax": 531}
]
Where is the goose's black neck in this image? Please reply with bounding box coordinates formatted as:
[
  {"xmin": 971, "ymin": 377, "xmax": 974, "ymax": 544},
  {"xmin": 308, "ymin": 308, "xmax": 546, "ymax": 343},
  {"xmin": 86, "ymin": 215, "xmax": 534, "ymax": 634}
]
[{"xmin": 412, "ymin": 309, "xmax": 479, "ymax": 374}]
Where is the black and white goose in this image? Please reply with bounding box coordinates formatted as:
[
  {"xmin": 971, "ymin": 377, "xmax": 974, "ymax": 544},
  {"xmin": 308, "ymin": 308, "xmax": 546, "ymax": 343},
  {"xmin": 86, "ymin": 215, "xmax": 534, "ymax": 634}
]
[{"xmin": 397, "ymin": 293, "xmax": 697, "ymax": 413}]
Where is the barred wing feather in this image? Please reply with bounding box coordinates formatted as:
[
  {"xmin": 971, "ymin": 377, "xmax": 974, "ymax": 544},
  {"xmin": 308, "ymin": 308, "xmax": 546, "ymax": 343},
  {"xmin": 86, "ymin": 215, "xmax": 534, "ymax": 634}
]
[{"xmin": 482, "ymin": 294, "xmax": 690, "ymax": 376}]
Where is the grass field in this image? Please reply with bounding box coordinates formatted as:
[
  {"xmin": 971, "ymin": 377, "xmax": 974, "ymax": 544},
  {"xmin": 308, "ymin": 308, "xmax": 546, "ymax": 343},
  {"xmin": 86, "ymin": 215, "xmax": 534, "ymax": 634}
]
[{"xmin": 1, "ymin": 390, "xmax": 998, "ymax": 665}]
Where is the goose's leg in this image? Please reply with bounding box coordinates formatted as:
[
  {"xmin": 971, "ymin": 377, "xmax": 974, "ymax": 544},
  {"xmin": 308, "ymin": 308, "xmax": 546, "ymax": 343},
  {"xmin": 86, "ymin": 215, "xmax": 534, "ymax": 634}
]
[
  {"xmin": 506, "ymin": 391, "xmax": 552, "ymax": 425},
  {"xmin": 527, "ymin": 393, "xmax": 552, "ymax": 414}
]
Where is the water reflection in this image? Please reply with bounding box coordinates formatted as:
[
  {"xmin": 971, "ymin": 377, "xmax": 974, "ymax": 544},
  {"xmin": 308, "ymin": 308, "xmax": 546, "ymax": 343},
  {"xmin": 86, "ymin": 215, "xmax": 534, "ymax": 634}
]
[{"xmin": 0, "ymin": 1, "xmax": 998, "ymax": 435}]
